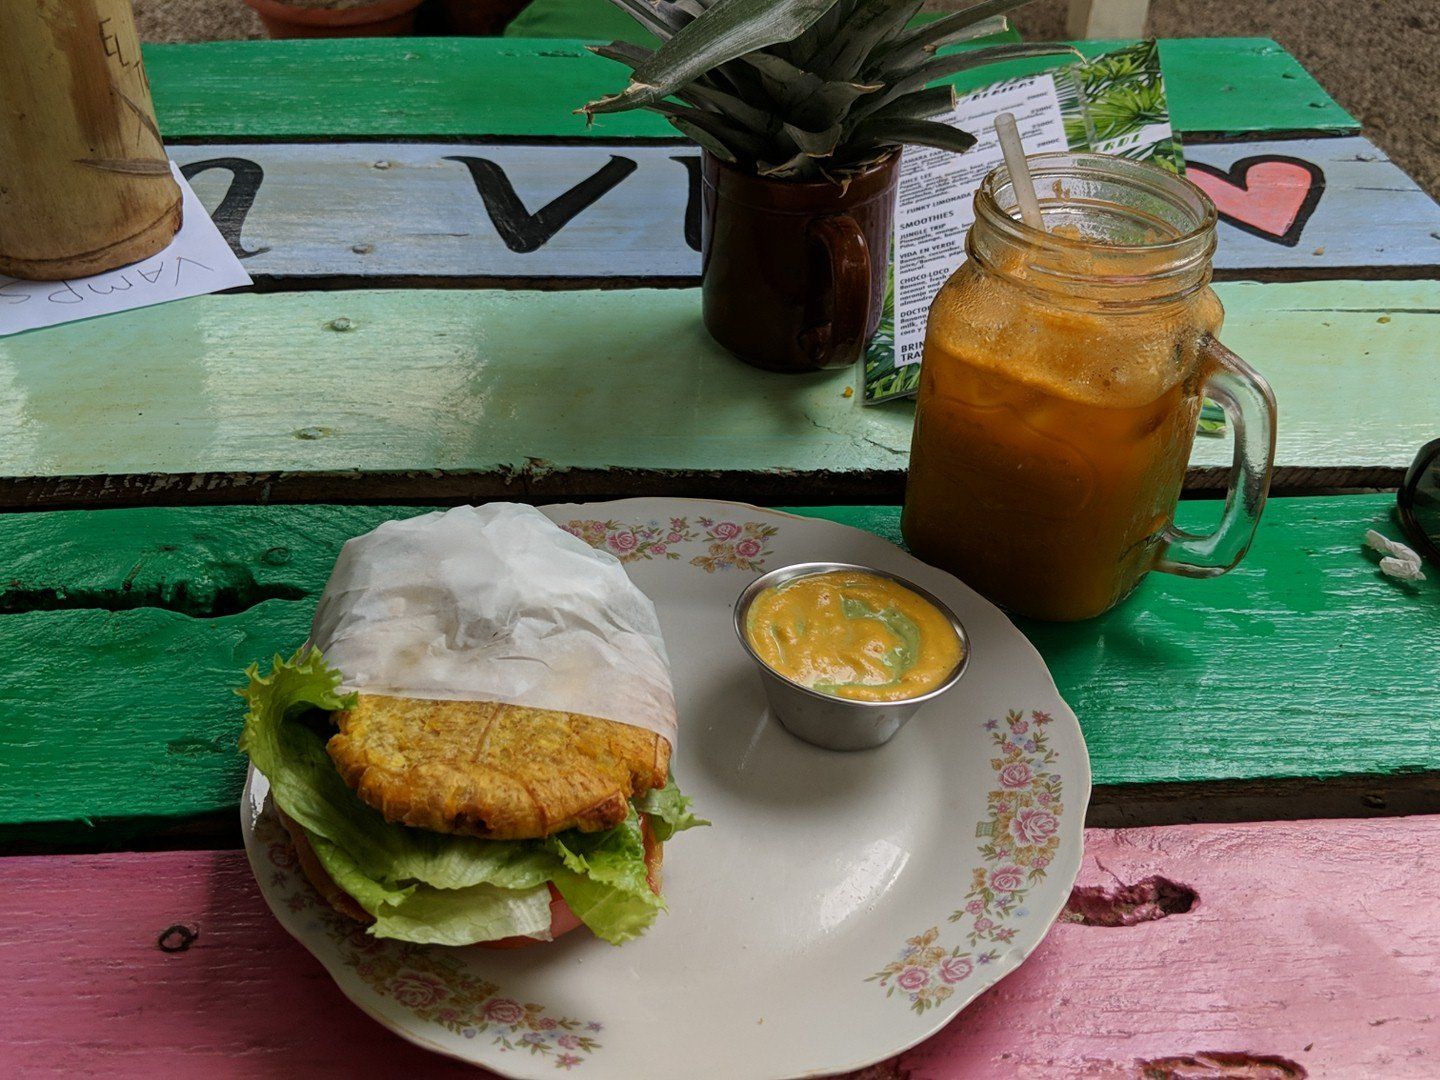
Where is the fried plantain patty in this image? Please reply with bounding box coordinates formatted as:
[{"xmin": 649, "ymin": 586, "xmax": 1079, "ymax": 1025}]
[{"xmin": 326, "ymin": 694, "xmax": 670, "ymax": 840}]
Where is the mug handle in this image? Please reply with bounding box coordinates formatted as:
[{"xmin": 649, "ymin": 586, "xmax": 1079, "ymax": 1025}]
[
  {"xmin": 1155, "ymin": 336, "xmax": 1278, "ymax": 578},
  {"xmin": 801, "ymin": 212, "xmax": 872, "ymax": 369}
]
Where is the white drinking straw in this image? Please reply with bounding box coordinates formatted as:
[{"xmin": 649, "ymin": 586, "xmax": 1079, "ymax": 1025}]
[{"xmin": 994, "ymin": 112, "xmax": 1044, "ymax": 230}]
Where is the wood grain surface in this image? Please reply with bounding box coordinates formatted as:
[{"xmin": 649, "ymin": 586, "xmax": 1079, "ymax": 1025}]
[
  {"xmin": 167, "ymin": 136, "xmax": 1440, "ymax": 283},
  {"xmin": 0, "ymin": 848, "xmax": 479, "ymax": 1077},
  {"xmin": 142, "ymin": 38, "xmax": 1354, "ymax": 142},
  {"xmin": 1, "ymin": 495, "xmax": 1434, "ymax": 850},
  {"xmin": 3, "ymin": 817, "xmax": 1434, "ymax": 1077},
  {"xmin": 897, "ymin": 816, "xmax": 1440, "ymax": 1078},
  {"xmin": 0, "ymin": 281, "xmax": 1431, "ymax": 509}
]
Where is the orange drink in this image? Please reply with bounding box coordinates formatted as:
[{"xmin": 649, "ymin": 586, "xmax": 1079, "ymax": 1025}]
[{"xmin": 903, "ymin": 154, "xmax": 1276, "ymax": 621}]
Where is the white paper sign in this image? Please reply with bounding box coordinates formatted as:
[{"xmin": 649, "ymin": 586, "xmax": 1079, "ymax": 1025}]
[
  {"xmin": 0, "ymin": 162, "xmax": 251, "ymax": 337},
  {"xmin": 891, "ymin": 76, "xmax": 1069, "ymax": 370}
]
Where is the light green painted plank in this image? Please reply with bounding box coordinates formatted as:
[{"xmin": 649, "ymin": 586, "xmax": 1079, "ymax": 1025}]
[
  {"xmin": 143, "ymin": 37, "xmax": 1354, "ymax": 140},
  {"xmin": 0, "ymin": 495, "xmax": 1433, "ymax": 847},
  {"xmin": 0, "ymin": 281, "xmax": 1428, "ymax": 503},
  {"xmin": 0, "ymin": 288, "xmax": 909, "ymax": 495},
  {"xmin": 1188, "ymin": 280, "xmax": 1437, "ymax": 475}
]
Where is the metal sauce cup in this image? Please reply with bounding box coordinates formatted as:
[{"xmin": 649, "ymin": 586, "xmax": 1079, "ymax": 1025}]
[{"xmin": 734, "ymin": 562, "xmax": 970, "ymax": 751}]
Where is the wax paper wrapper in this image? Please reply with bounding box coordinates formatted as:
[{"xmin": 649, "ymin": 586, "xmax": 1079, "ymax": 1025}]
[{"xmin": 310, "ymin": 504, "xmax": 678, "ymax": 749}]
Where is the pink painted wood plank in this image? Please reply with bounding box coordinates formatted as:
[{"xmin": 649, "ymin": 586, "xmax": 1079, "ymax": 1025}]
[
  {"xmin": 0, "ymin": 849, "xmax": 481, "ymax": 1078},
  {"xmin": 897, "ymin": 816, "xmax": 1440, "ymax": 1079},
  {"xmin": 1, "ymin": 817, "xmax": 1436, "ymax": 1078}
]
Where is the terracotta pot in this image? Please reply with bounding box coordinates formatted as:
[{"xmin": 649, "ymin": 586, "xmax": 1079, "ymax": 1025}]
[
  {"xmin": 433, "ymin": 0, "xmax": 532, "ymax": 35},
  {"xmin": 700, "ymin": 149, "xmax": 900, "ymax": 373},
  {"xmin": 244, "ymin": 0, "xmax": 424, "ymax": 38}
]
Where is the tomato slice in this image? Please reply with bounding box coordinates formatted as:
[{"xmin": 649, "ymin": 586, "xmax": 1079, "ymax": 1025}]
[{"xmin": 480, "ymin": 815, "xmax": 659, "ymax": 950}]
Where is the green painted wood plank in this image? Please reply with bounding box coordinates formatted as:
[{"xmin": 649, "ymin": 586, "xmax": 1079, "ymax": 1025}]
[
  {"xmin": 143, "ymin": 37, "xmax": 1354, "ymax": 141},
  {"xmin": 504, "ymin": 5, "xmax": 1018, "ymax": 48},
  {"xmin": 0, "ymin": 494, "xmax": 1433, "ymax": 849},
  {"xmin": 0, "ymin": 506, "xmax": 352, "ymax": 848},
  {"xmin": 0, "ymin": 281, "xmax": 1429, "ymax": 507}
]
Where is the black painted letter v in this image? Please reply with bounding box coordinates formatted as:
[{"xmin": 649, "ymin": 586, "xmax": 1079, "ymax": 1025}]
[{"xmin": 445, "ymin": 154, "xmax": 638, "ymax": 254}]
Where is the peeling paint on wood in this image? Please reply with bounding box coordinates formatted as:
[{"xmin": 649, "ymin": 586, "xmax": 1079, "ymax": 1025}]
[{"xmin": 896, "ymin": 818, "xmax": 1440, "ymax": 1078}]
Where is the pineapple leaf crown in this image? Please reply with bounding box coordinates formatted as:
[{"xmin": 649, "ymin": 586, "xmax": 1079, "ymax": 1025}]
[{"xmin": 580, "ymin": 0, "xmax": 1078, "ymax": 182}]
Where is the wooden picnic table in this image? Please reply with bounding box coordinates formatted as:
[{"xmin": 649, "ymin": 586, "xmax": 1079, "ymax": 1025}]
[{"xmin": 1, "ymin": 26, "xmax": 1437, "ymax": 1079}]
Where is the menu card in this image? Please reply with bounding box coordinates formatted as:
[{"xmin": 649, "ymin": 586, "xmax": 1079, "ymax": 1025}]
[{"xmin": 864, "ymin": 41, "xmax": 1182, "ymax": 403}]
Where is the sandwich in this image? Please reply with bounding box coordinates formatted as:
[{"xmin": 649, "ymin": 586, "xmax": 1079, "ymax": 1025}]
[{"xmin": 239, "ymin": 505, "xmax": 703, "ymax": 948}]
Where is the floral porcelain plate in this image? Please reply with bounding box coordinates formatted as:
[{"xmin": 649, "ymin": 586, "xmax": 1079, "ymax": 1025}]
[{"xmin": 242, "ymin": 498, "xmax": 1091, "ymax": 1079}]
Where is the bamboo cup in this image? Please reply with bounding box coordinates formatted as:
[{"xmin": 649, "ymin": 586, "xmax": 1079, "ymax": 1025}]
[{"xmin": 0, "ymin": 0, "xmax": 182, "ymax": 280}]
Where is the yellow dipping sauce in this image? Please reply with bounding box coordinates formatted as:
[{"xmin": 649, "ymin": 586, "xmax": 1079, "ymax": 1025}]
[{"xmin": 745, "ymin": 570, "xmax": 963, "ymax": 702}]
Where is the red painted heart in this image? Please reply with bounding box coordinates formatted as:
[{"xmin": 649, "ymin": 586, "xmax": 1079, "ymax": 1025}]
[{"xmin": 1186, "ymin": 155, "xmax": 1325, "ymax": 247}]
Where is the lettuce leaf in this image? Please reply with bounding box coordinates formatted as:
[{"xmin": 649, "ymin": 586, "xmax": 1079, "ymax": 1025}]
[
  {"xmin": 547, "ymin": 814, "xmax": 663, "ymax": 943},
  {"xmin": 239, "ymin": 648, "xmax": 696, "ymax": 945},
  {"xmin": 308, "ymin": 831, "xmax": 555, "ymax": 946},
  {"xmin": 634, "ymin": 773, "xmax": 709, "ymax": 841}
]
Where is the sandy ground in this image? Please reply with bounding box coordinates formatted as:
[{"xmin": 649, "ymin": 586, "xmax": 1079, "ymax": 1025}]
[{"xmin": 135, "ymin": 0, "xmax": 1437, "ymax": 196}]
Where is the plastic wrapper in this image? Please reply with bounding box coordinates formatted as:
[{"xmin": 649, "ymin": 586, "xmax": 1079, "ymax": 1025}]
[{"xmin": 310, "ymin": 504, "xmax": 678, "ymax": 748}]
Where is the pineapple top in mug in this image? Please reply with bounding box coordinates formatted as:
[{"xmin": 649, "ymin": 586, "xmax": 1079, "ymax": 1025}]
[{"xmin": 742, "ymin": 570, "xmax": 964, "ymax": 703}]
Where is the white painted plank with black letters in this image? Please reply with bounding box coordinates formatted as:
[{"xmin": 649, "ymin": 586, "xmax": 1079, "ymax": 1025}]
[
  {"xmin": 174, "ymin": 143, "xmax": 700, "ymax": 279},
  {"xmin": 170, "ymin": 136, "xmax": 1440, "ymax": 280}
]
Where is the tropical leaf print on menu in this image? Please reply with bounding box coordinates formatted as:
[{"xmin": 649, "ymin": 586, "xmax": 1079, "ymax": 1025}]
[
  {"xmin": 1064, "ymin": 40, "xmax": 1182, "ymax": 175},
  {"xmin": 1085, "ymin": 83, "xmax": 1168, "ymax": 142}
]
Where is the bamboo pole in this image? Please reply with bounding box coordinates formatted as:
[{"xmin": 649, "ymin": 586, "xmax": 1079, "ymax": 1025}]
[{"xmin": 0, "ymin": 0, "xmax": 182, "ymax": 280}]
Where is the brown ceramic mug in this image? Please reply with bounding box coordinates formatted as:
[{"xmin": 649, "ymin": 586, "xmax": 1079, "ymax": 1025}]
[{"xmin": 700, "ymin": 150, "xmax": 900, "ymax": 373}]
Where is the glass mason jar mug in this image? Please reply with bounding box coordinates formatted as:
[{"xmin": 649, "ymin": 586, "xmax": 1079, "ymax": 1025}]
[{"xmin": 903, "ymin": 153, "xmax": 1277, "ymax": 622}]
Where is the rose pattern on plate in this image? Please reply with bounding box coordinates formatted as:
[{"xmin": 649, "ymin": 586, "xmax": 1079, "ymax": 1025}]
[
  {"xmin": 865, "ymin": 927, "xmax": 978, "ymax": 1013},
  {"xmin": 254, "ymin": 809, "xmax": 603, "ymax": 1067},
  {"xmin": 867, "ymin": 709, "xmax": 1064, "ymax": 1013},
  {"xmin": 957, "ymin": 709, "xmax": 1064, "ymax": 944},
  {"xmin": 559, "ymin": 517, "xmax": 697, "ymax": 564},
  {"xmin": 560, "ymin": 515, "xmax": 779, "ymax": 573},
  {"xmin": 689, "ymin": 516, "xmax": 779, "ymax": 573}
]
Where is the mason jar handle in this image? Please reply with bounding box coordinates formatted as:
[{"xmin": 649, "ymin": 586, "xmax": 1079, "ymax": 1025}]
[
  {"xmin": 1155, "ymin": 336, "xmax": 1278, "ymax": 578},
  {"xmin": 801, "ymin": 212, "xmax": 872, "ymax": 369}
]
